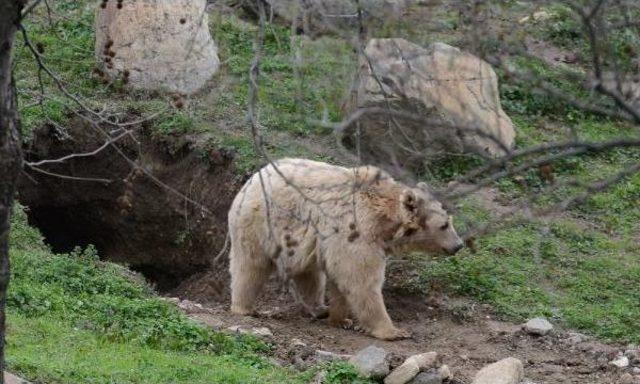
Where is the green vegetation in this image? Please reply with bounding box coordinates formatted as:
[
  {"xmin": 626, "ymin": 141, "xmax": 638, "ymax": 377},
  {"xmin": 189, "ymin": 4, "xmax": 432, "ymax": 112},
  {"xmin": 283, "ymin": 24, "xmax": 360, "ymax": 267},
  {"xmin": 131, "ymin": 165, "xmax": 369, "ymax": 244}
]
[
  {"xmin": 8, "ymin": 205, "xmax": 378, "ymax": 382},
  {"xmin": 11, "ymin": 0, "xmax": 640, "ymax": 380},
  {"xmin": 8, "ymin": 205, "xmax": 316, "ymax": 383},
  {"xmin": 415, "ymin": 216, "xmax": 640, "ymax": 343},
  {"xmin": 411, "ymin": 34, "xmax": 640, "ymax": 345}
]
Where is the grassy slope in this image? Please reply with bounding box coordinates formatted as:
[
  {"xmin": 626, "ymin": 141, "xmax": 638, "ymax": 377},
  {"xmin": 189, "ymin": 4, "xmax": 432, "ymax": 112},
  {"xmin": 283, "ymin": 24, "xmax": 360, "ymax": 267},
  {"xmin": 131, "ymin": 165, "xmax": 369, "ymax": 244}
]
[
  {"xmin": 13, "ymin": 5, "xmax": 640, "ymax": 384},
  {"xmin": 9, "ymin": 205, "xmax": 372, "ymax": 383},
  {"xmin": 7, "ymin": 205, "xmax": 311, "ymax": 383}
]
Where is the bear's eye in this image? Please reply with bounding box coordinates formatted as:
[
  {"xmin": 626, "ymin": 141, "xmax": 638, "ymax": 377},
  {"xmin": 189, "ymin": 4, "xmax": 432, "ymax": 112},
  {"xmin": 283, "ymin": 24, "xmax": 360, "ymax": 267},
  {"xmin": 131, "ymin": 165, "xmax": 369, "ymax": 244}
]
[{"xmin": 439, "ymin": 222, "xmax": 449, "ymax": 230}]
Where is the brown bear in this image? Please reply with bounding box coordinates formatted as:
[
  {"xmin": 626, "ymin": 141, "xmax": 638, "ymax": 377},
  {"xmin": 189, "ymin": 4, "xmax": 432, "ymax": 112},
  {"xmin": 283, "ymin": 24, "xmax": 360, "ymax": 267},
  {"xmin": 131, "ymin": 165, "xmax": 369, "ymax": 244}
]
[{"xmin": 228, "ymin": 158, "xmax": 463, "ymax": 340}]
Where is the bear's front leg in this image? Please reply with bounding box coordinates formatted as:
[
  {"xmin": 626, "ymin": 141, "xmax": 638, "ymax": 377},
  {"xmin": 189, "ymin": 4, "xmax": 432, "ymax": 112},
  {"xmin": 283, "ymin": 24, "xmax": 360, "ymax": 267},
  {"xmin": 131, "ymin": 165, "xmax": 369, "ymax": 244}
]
[{"xmin": 325, "ymin": 243, "xmax": 410, "ymax": 340}]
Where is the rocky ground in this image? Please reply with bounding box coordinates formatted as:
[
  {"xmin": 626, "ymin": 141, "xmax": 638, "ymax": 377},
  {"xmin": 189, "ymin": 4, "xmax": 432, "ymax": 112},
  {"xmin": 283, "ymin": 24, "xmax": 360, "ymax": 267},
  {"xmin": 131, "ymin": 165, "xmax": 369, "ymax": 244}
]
[
  {"xmin": 161, "ymin": 185, "xmax": 640, "ymax": 384},
  {"xmin": 165, "ymin": 282, "xmax": 640, "ymax": 384}
]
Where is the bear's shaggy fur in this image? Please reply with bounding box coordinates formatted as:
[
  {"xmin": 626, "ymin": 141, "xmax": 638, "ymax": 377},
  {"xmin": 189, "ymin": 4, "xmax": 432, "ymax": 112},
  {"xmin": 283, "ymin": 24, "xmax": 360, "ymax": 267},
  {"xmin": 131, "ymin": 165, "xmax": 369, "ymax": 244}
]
[{"xmin": 228, "ymin": 158, "xmax": 463, "ymax": 340}]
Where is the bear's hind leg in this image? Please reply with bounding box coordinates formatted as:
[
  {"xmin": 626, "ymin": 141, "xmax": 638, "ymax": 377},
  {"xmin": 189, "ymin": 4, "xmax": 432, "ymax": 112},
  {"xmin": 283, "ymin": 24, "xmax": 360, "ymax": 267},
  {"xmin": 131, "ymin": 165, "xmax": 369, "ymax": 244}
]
[
  {"xmin": 328, "ymin": 280, "xmax": 352, "ymax": 329},
  {"xmin": 292, "ymin": 270, "xmax": 328, "ymax": 319},
  {"xmin": 229, "ymin": 246, "xmax": 273, "ymax": 316}
]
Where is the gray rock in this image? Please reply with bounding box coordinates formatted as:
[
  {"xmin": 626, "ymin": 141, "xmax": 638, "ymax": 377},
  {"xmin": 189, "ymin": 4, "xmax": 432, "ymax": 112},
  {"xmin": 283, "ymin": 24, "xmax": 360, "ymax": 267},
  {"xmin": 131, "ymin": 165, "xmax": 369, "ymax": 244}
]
[
  {"xmin": 315, "ymin": 350, "xmax": 351, "ymax": 363},
  {"xmin": 564, "ymin": 332, "xmax": 588, "ymax": 344},
  {"xmin": 342, "ymin": 39, "xmax": 516, "ymax": 169},
  {"xmin": 438, "ymin": 365, "xmax": 451, "ymax": 381},
  {"xmin": 619, "ymin": 373, "xmax": 635, "ymax": 384},
  {"xmin": 523, "ymin": 318, "xmax": 553, "ymax": 336},
  {"xmin": 472, "ymin": 357, "xmax": 524, "ymax": 384},
  {"xmin": 408, "ymin": 370, "xmax": 442, "ymax": 384},
  {"xmin": 226, "ymin": 325, "xmax": 273, "ymax": 339},
  {"xmin": 251, "ymin": 326, "xmax": 273, "ymax": 338},
  {"xmin": 349, "ymin": 345, "xmax": 390, "ymax": 379},
  {"xmin": 406, "ymin": 352, "xmax": 439, "ymax": 369},
  {"xmin": 625, "ymin": 348, "xmax": 640, "ymax": 365},
  {"xmin": 384, "ymin": 359, "xmax": 420, "ymax": 384},
  {"xmin": 95, "ymin": 0, "xmax": 219, "ymax": 94},
  {"xmin": 4, "ymin": 372, "xmax": 30, "ymax": 384},
  {"xmin": 610, "ymin": 355, "xmax": 630, "ymax": 368},
  {"xmin": 290, "ymin": 338, "xmax": 307, "ymax": 349}
]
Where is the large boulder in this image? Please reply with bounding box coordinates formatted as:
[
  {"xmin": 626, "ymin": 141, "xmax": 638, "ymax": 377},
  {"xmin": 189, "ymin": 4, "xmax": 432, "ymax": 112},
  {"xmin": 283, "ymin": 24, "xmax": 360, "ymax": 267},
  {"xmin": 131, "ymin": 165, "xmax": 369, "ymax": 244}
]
[
  {"xmin": 95, "ymin": 0, "xmax": 220, "ymax": 94},
  {"xmin": 342, "ymin": 38, "xmax": 515, "ymax": 168}
]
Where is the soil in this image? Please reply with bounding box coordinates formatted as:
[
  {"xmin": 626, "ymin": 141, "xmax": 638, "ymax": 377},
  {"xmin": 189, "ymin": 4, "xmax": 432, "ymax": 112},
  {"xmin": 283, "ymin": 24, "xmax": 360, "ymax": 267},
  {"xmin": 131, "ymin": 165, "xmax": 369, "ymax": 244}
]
[
  {"xmin": 174, "ymin": 273, "xmax": 629, "ymax": 384},
  {"xmin": 18, "ymin": 116, "xmax": 243, "ymax": 290}
]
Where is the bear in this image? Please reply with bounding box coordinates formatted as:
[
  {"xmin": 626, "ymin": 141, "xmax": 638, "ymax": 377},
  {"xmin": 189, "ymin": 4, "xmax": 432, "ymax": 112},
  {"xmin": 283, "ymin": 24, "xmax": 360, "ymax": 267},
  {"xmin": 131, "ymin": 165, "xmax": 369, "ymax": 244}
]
[{"xmin": 228, "ymin": 158, "xmax": 464, "ymax": 340}]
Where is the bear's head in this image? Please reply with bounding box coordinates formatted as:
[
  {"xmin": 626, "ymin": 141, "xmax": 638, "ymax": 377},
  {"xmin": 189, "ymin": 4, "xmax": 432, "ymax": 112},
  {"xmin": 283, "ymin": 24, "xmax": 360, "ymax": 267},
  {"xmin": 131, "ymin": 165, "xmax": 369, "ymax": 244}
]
[{"xmin": 394, "ymin": 182, "xmax": 464, "ymax": 255}]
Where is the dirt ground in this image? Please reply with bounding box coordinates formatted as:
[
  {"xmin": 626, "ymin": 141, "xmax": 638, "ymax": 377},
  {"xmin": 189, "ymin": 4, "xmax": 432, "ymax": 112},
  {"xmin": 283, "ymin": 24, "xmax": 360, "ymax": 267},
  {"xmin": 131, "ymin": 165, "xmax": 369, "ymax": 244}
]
[
  {"xmin": 171, "ymin": 270, "xmax": 631, "ymax": 384},
  {"xmin": 166, "ymin": 185, "xmax": 635, "ymax": 384}
]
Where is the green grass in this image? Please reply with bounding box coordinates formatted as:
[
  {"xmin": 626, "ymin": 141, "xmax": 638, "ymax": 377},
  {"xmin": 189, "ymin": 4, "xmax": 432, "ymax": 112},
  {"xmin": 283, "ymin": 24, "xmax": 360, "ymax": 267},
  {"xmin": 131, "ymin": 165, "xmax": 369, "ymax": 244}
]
[
  {"xmin": 7, "ymin": 205, "xmax": 374, "ymax": 383},
  {"xmin": 414, "ymin": 210, "xmax": 640, "ymax": 343},
  {"xmin": 209, "ymin": 14, "xmax": 354, "ymax": 137}
]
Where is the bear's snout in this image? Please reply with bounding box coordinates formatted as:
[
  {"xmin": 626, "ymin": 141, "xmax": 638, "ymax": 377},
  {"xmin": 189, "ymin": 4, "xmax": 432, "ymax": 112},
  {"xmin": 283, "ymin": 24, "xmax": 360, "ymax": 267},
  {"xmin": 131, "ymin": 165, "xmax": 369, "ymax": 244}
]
[{"xmin": 445, "ymin": 242, "xmax": 464, "ymax": 255}]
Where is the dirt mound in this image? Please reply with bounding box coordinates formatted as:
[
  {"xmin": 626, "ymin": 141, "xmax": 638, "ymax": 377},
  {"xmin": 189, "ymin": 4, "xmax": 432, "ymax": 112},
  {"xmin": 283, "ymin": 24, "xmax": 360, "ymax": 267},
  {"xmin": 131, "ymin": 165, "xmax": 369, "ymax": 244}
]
[{"xmin": 19, "ymin": 116, "xmax": 243, "ymax": 291}]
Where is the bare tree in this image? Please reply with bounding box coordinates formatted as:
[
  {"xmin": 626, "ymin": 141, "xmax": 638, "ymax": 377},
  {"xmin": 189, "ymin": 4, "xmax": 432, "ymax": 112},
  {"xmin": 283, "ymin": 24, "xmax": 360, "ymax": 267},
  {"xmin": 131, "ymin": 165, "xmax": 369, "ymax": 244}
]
[{"xmin": 0, "ymin": 1, "xmax": 27, "ymax": 382}]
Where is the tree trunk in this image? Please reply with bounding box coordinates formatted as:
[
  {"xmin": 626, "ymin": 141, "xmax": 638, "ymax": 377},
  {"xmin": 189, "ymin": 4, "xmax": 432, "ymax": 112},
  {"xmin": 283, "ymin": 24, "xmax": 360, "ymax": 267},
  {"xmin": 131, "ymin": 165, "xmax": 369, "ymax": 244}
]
[{"xmin": 0, "ymin": 1, "xmax": 26, "ymax": 382}]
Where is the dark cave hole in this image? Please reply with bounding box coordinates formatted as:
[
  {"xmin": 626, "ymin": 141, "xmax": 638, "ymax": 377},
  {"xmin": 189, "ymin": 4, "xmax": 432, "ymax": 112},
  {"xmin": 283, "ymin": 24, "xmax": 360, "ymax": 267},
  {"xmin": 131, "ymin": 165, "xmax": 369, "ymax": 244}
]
[
  {"xmin": 26, "ymin": 205, "xmax": 107, "ymax": 254},
  {"xmin": 25, "ymin": 204, "xmax": 183, "ymax": 292}
]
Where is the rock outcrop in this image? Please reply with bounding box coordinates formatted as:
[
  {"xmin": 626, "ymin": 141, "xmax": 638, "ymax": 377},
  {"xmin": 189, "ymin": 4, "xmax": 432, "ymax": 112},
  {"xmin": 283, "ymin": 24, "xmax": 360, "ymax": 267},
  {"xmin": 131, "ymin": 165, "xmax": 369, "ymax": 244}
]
[
  {"xmin": 343, "ymin": 38, "xmax": 515, "ymax": 168},
  {"xmin": 95, "ymin": 0, "xmax": 219, "ymax": 94}
]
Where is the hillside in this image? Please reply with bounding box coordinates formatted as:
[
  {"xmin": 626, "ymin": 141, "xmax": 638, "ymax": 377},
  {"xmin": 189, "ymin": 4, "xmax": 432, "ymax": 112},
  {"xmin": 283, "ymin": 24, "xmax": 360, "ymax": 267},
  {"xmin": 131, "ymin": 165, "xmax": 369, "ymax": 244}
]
[{"xmin": 8, "ymin": 0, "xmax": 640, "ymax": 383}]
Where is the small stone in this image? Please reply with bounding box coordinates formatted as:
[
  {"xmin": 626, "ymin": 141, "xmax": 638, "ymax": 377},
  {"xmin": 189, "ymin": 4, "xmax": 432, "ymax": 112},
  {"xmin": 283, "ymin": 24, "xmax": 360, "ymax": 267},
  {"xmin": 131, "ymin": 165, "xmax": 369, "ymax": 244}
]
[
  {"xmin": 564, "ymin": 332, "xmax": 588, "ymax": 345},
  {"xmin": 177, "ymin": 299, "xmax": 210, "ymax": 314},
  {"xmin": 251, "ymin": 327, "xmax": 273, "ymax": 338},
  {"xmin": 532, "ymin": 10, "xmax": 552, "ymax": 21},
  {"xmin": 633, "ymin": 367, "xmax": 640, "ymax": 374},
  {"xmin": 438, "ymin": 365, "xmax": 451, "ymax": 380},
  {"xmin": 619, "ymin": 373, "xmax": 634, "ymax": 384},
  {"xmin": 625, "ymin": 348, "xmax": 640, "ymax": 365},
  {"xmin": 472, "ymin": 357, "xmax": 524, "ymax": 384},
  {"xmin": 4, "ymin": 372, "xmax": 30, "ymax": 384},
  {"xmin": 290, "ymin": 338, "xmax": 307, "ymax": 349},
  {"xmin": 408, "ymin": 370, "xmax": 442, "ymax": 384},
  {"xmin": 523, "ymin": 318, "xmax": 553, "ymax": 336},
  {"xmin": 610, "ymin": 356, "xmax": 630, "ymax": 368},
  {"xmin": 315, "ymin": 350, "xmax": 350, "ymax": 363},
  {"xmin": 405, "ymin": 352, "xmax": 438, "ymax": 369},
  {"xmin": 349, "ymin": 345, "xmax": 390, "ymax": 379},
  {"xmin": 384, "ymin": 359, "xmax": 420, "ymax": 384}
]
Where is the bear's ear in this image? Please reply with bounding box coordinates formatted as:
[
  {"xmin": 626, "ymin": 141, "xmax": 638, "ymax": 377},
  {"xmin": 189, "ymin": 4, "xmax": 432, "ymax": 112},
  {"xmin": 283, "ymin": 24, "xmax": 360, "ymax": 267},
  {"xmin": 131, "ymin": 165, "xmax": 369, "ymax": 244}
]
[
  {"xmin": 416, "ymin": 182, "xmax": 428, "ymax": 191},
  {"xmin": 400, "ymin": 189, "xmax": 419, "ymax": 214}
]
